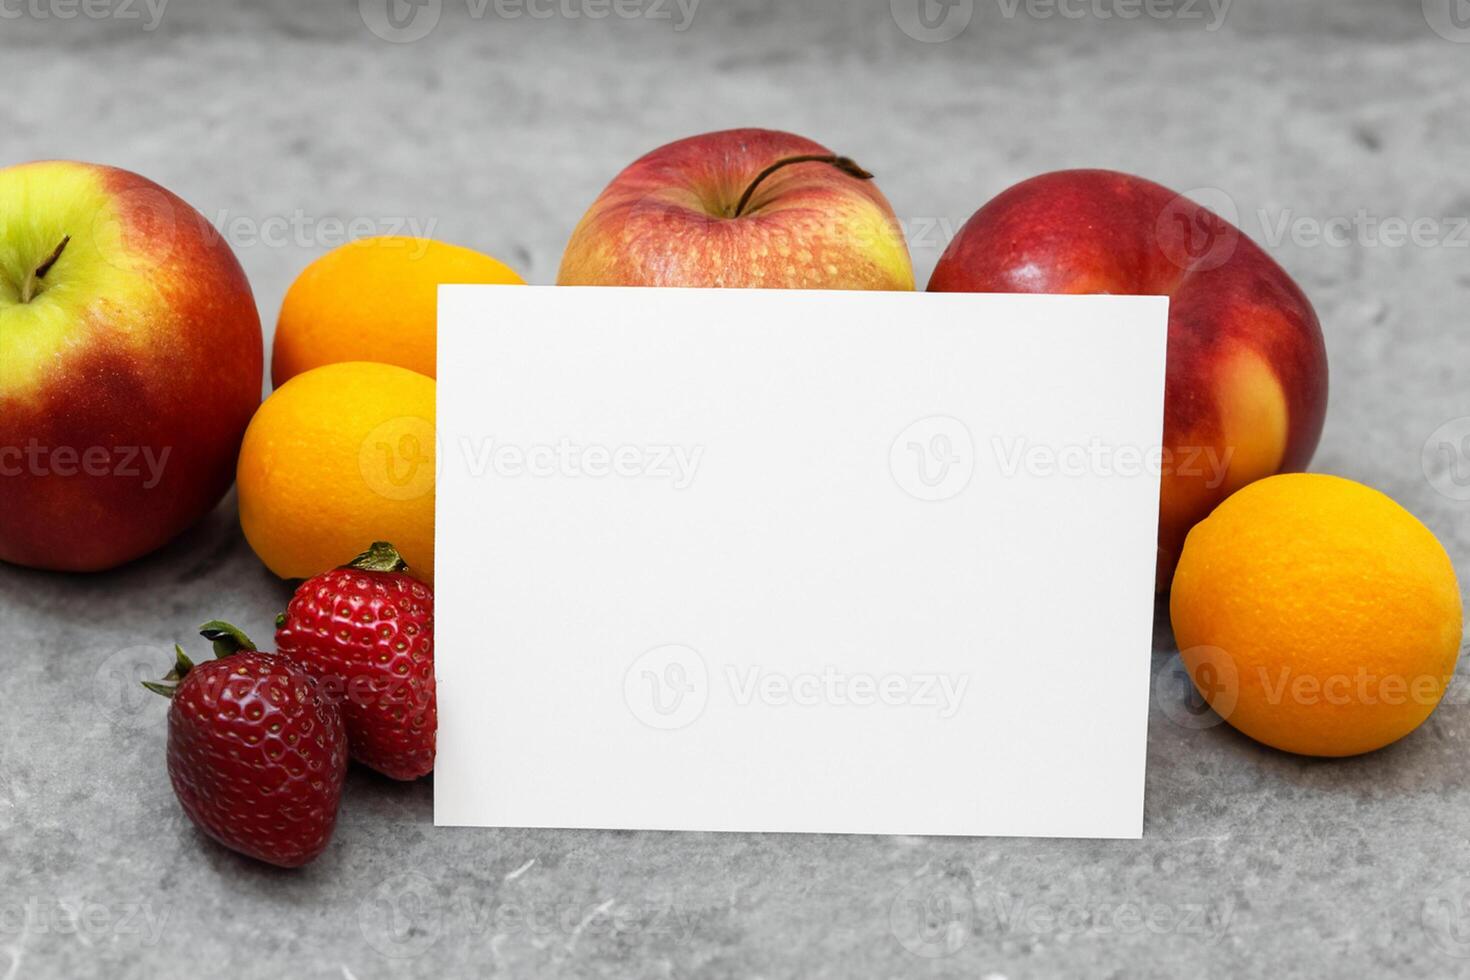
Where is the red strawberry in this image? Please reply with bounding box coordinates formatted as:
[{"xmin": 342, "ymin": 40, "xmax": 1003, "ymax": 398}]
[
  {"xmin": 274, "ymin": 542, "xmax": 435, "ymax": 781},
  {"xmin": 146, "ymin": 622, "xmax": 347, "ymax": 868}
]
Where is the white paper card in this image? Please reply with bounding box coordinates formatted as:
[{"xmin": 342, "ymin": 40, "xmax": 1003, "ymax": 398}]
[{"xmin": 434, "ymin": 286, "xmax": 1167, "ymax": 839}]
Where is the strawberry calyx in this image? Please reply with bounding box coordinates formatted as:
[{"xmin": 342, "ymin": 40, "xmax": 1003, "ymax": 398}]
[
  {"xmin": 141, "ymin": 645, "xmax": 196, "ymax": 699},
  {"xmin": 272, "ymin": 544, "xmax": 406, "ymax": 630},
  {"xmin": 143, "ymin": 621, "xmax": 259, "ymax": 699},
  {"xmin": 344, "ymin": 541, "xmax": 409, "ymax": 574},
  {"xmin": 199, "ymin": 620, "xmax": 258, "ymax": 659}
]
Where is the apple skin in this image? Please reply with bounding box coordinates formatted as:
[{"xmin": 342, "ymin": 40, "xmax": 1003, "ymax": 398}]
[
  {"xmin": 0, "ymin": 161, "xmax": 262, "ymax": 572},
  {"xmin": 928, "ymin": 169, "xmax": 1328, "ymax": 589},
  {"xmin": 557, "ymin": 128, "xmax": 914, "ymax": 290}
]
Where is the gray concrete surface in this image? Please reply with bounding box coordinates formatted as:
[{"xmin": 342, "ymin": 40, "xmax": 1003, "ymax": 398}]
[{"xmin": 4, "ymin": 0, "xmax": 1470, "ymax": 976}]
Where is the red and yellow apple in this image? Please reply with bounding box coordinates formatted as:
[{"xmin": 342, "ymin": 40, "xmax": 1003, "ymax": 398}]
[
  {"xmin": 0, "ymin": 161, "xmax": 262, "ymax": 572},
  {"xmin": 557, "ymin": 128, "xmax": 914, "ymax": 290},
  {"xmin": 928, "ymin": 170, "xmax": 1328, "ymax": 588}
]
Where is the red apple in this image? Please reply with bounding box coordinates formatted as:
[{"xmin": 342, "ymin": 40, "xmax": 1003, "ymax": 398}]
[
  {"xmin": 0, "ymin": 161, "xmax": 262, "ymax": 572},
  {"xmin": 557, "ymin": 128, "xmax": 914, "ymax": 290},
  {"xmin": 928, "ymin": 170, "xmax": 1328, "ymax": 588}
]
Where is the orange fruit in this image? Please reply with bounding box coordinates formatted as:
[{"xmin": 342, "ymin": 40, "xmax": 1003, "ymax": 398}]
[
  {"xmin": 1170, "ymin": 473, "xmax": 1462, "ymax": 756},
  {"xmin": 271, "ymin": 236, "xmax": 523, "ymax": 386},
  {"xmin": 238, "ymin": 361, "xmax": 435, "ymax": 583}
]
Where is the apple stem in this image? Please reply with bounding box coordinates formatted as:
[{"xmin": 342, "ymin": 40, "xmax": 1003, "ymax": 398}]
[
  {"xmin": 19, "ymin": 235, "xmax": 70, "ymax": 303},
  {"xmin": 730, "ymin": 155, "xmax": 875, "ymax": 218}
]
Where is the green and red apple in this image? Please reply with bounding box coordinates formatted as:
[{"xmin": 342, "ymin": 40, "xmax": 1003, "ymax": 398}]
[
  {"xmin": 928, "ymin": 170, "xmax": 1328, "ymax": 588},
  {"xmin": 0, "ymin": 161, "xmax": 262, "ymax": 571},
  {"xmin": 558, "ymin": 128, "xmax": 914, "ymax": 290}
]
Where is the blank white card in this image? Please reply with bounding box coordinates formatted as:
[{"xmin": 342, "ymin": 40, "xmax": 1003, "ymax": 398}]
[{"xmin": 434, "ymin": 286, "xmax": 1166, "ymax": 839}]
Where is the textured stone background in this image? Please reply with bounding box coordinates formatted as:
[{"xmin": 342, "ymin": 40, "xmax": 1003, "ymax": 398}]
[{"xmin": 3, "ymin": 0, "xmax": 1470, "ymax": 976}]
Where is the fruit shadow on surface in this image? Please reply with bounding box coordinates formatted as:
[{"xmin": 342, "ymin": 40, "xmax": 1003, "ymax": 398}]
[
  {"xmin": 175, "ymin": 768, "xmax": 432, "ymax": 886},
  {"xmin": 0, "ymin": 489, "xmax": 294, "ymax": 624},
  {"xmin": 1148, "ymin": 600, "xmax": 1469, "ymax": 820}
]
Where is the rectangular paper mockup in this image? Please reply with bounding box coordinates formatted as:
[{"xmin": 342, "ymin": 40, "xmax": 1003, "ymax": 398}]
[{"xmin": 434, "ymin": 286, "xmax": 1167, "ymax": 839}]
